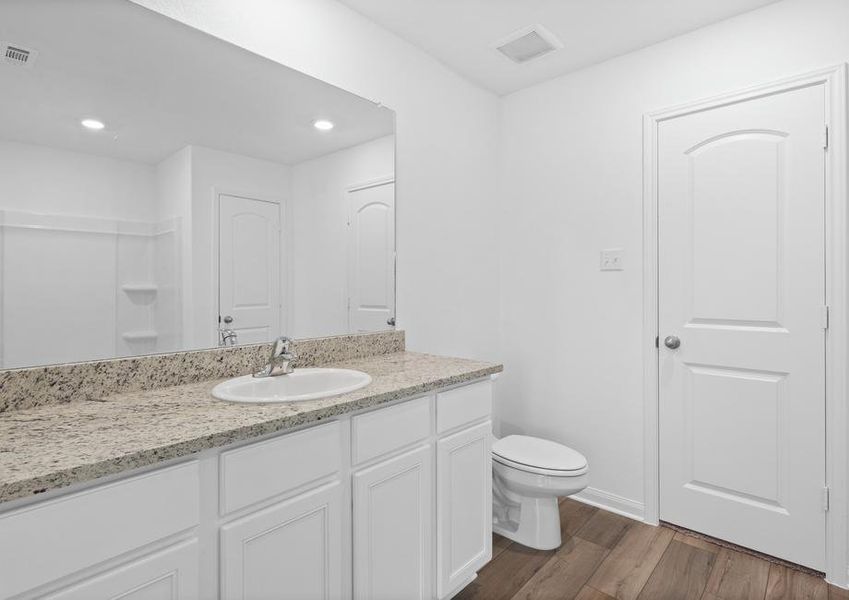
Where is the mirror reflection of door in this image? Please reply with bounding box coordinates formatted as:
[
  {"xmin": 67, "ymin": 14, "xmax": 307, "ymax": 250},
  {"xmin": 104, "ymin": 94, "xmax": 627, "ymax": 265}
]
[
  {"xmin": 218, "ymin": 194, "xmax": 281, "ymax": 346},
  {"xmin": 347, "ymin": 179, "xmax": 396, "ymax": 333}
]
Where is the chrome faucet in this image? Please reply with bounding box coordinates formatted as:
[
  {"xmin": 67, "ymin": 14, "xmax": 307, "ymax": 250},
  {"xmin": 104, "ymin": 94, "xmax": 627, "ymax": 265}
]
[
  {"xmin": 219, "ymin": 328, "xmax": 238, "ymax": 347},
  {"xmin": 253, "ymin": 336, "xmax": 298, "ymax": 378}
]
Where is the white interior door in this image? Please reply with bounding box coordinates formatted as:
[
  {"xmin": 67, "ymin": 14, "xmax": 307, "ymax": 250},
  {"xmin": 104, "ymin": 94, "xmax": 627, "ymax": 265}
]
[
  {"xmin": 347, "ymin": 180, "xmax": 395, "ymax": 333},
  {"xmin": 657, "ymin": 82, "xmax": 827, "ymax": 569},
  {"xmin": 218, "ymin": 194, "xmax": 281, "ymax": 345}
]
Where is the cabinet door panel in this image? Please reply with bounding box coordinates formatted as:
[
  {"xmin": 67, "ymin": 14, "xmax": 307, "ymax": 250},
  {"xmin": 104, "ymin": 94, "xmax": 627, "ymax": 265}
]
[
  {"xmin": 43, "ymin": 540, "xmax": 199, "ymax": 600},
  {"xmin": 436, "ymin": 421, "xmax": 492, "ymax": 599},
  {"xmin": 353, "ymin": 445, "xmax": 433, "ymax": 600},
  {"xmin": 220, "ymin": 483, "xmax": 342, "ymax": 600}
]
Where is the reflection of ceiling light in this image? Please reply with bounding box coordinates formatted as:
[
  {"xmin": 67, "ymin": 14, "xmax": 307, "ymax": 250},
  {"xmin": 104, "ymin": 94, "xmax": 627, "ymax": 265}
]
[
  {"xmin": 313, "ymin": 119, "xmax": 334, "ymax": 131},
  {"xmin": 81, "ymin": 118, "xmax": 105, "ymax": 130}
]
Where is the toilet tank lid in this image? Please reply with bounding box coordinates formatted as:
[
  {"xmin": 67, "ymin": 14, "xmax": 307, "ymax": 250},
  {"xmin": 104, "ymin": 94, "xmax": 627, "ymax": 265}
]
[{"xmin": 493, "ymin": 435, "xmax": 588, "ymax": 472}]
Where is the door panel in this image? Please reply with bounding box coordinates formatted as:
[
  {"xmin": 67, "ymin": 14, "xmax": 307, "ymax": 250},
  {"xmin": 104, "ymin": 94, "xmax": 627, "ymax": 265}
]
[
  {"xmin": 43, "ymin": 540, "xmax": 199, "ymax": 600},
  {"xmin": 218, "ymin": 194, "xmax": 281, "ymax": 345},
  {"xmin": 658, "ymin": 83, "xmax": 826, "ymax": 569},
  {"xmin": 352, "ymin": 445, "xmax": 432, "ymax": 600},
  {"xmin": 688, "ymin": 133, "xmax": 785, "ymax": 324},
  {"xmin": 685, "ymin": 365, "xmax": 786, "ymax": 507},
  {"xmin": 347, "ymin": 181, "xmax": 395, "ymax": 332},
  {"xmin": 220, "ymin": 483, "xmax": 342, "ymax": 600},
  {"xmin": 436, "ymin": 421, "xmax": 492, "ymax": 598}
]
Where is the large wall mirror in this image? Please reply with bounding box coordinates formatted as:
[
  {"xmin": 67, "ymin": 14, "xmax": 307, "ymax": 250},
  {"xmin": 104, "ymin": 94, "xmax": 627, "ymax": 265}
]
[{"xmin": 0, "ymin": 0, "xmax": 396, "ymax": 369}]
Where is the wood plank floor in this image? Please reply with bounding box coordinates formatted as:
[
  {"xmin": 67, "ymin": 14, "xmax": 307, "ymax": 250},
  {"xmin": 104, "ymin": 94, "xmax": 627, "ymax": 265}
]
[{"xmin": 457, "ymin": 499, "xmax": 849, "ymax": 600}]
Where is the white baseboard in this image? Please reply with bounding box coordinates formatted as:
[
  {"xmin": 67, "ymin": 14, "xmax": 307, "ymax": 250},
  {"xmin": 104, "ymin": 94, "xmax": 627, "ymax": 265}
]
[{"xmin": 572, "ymin": 487, "xmax": 645, "ymax": 522}]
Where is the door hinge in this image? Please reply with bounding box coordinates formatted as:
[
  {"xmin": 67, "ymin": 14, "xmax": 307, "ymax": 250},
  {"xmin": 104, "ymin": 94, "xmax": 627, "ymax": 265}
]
[
  {"xmin": 824, "ymin": 125, "xmax": 830, "ymax": 150},
  {"xmin": 655, "ymin": 335, "xmax": 659, "ymax": 349},
  {"xmin": 823, "ymin": 305, "xmax": 830, "ymax": 330},
  {"xmin": 823, "ymin": 486, "xmax": 831, "ymax": 511}
]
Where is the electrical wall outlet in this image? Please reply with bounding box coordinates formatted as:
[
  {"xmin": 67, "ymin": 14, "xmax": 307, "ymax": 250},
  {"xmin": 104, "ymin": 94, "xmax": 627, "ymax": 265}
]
[{"xmin": 600, "ymin": 248, "xmax": 624, "ymax": 271}]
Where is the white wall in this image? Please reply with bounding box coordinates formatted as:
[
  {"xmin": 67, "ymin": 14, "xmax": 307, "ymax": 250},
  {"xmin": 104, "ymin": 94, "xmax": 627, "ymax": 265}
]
[
  {"xmin": 0, "ymin": 140, "xmax": 156, "ymax": 220},
  {"xmin": 155, "ymin": 147, "xmax": 193, "ymax": 352},
  {"xmin": 498, "ymin": 0, "xmax": 849, "ymax": 511},
  {"xmin": 291, "ymin": 135, "xmax": 394, "ymax": 338},
  {"xmin": 131, "ymin": 0, "xmax": 501, "ymax": 362},
  {"xmin": 0, "ymin": 140, "xmax": 160, "ymax": 367},
  {"xmin": 187, "ymin": 145, "xmax": 291, "ymax": 348}
]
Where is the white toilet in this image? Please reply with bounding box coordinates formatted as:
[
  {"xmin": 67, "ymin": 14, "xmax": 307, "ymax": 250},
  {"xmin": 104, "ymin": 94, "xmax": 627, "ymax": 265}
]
[{"xmin": 492, "ymin": 435, "xmax": 589, "ymax": 550}]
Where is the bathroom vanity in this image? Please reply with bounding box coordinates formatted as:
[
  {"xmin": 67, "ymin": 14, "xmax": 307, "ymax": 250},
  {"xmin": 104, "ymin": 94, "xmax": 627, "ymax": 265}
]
[{"xmin": 0, "ymin": 341, "xmax": 501, "ymax": 600}]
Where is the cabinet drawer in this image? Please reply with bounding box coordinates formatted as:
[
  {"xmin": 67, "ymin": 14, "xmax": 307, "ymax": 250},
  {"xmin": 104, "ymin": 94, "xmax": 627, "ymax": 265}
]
[
  {"xmin": 352, "ymin": 396, "xmax": 431, "ymax": 464},
  {"xmin": 220, "ymin": 421, "xmax": 341, "ymax": 514},
  {"xmin": 0, "ymin": 461, "xmax": 199, "ymax": 599},
  {"xmin": 436, "ymin": 380, "xmax": 492, "ymax": 433}
]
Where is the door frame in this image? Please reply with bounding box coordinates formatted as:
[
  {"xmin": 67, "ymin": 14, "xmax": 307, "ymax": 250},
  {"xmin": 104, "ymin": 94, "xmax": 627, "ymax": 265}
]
[
  {"xmin": 212, "ymin": 188, "xmax": 287, "ymax": 344},
  {"xmin": 345, "ymin": 175, "xmax": 396, "ymax": 333},
  {"xmin": 642, "ymin": 64, "xmax": 848, "ymax": 585}
]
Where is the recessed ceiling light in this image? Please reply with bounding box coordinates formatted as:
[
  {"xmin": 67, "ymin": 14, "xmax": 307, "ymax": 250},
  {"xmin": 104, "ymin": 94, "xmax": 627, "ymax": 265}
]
[
  {"xmin": 81, "ymin": 118, "xmax": 105, "ymax": 131},
  {"xmin": 313, "ymin": 119, "xmax": 334, "ymax": 131}
]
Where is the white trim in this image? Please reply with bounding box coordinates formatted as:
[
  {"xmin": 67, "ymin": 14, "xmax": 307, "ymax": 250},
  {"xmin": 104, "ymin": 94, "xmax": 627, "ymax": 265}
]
[
  {"xmin": 346, "ymin": 175, "xmax": 395, "ymax": 193},
  {"xmin": 823, "ymin": 64, "xmax": 849, "ymax": 588},
  {"xmin": 572, "ymin": 487, "xmax": 645, "ymax": 523},
  {"xmin": 642, "ymin": 64, "xmax": 849, "ymax": 586}
]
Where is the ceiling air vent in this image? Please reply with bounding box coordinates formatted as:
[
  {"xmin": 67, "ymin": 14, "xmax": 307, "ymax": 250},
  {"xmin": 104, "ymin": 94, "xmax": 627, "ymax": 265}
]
[
  {"xmin": 494, "ymin": 25, "xmax": 563, "ymax": 64},
  {"xmin": 3, "ymin": 43, "xmax": 38, "ymax": 68}
]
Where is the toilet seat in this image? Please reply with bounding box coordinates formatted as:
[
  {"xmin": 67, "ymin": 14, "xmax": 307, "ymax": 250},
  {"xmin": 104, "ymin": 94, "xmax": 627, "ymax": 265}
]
[{"xmin": 492, "ymin": 435, "xmax": 588, "ymax": 476}]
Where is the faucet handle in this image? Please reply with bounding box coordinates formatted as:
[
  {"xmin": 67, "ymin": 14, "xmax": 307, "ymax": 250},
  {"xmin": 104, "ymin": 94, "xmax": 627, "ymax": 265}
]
[{"xmin": 270, "ymin": 336, "xmax": 293, "ymax": 355}]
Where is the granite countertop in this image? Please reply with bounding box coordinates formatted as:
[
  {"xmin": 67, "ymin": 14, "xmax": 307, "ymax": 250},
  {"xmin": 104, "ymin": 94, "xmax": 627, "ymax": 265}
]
[{"xmin": 0, "ymin": 351, "xmax": 502, "ymax": 505}]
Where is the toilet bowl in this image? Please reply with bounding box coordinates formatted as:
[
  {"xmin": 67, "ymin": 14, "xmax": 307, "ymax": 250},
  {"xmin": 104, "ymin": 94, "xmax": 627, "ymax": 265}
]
[{"xmin": 492, "ymin": 435, "xmax": 589, "ymax": 550}]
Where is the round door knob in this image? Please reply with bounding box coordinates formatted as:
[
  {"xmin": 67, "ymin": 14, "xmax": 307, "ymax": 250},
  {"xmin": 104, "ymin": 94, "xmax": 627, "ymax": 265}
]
[
  {"xmin": 223, "ymin": 315, "xmax": 233, "ymax": 324},
  {"xmin": 664, "ymin": 335, "xmax": 681, "ymax": 350}
]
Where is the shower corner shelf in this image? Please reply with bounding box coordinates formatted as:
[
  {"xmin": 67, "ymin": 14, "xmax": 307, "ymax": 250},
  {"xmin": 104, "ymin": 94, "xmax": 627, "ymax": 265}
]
[
  {"xmin": 122, "ymin": 331, "xmax": 159, "ymax": 342},
  {"xmin": 121, "ymin": 283, "xmax": 159, "ymax": 293}
]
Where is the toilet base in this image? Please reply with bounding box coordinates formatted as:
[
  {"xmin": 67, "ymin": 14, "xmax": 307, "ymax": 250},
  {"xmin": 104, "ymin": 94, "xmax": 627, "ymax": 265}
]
[
  {"xmin": 492, "ymin": 462, "xmax": 588, "ymax": 551},
  {"xmin": 492, "ymin": 495, "xmax": 562, "ymax": 550}
]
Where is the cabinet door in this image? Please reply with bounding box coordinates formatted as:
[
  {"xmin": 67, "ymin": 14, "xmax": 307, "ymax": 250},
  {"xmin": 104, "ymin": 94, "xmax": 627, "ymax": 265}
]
[
  {"xmin": 43, "ymin": 540, "xmax": 199, "ymax": 600},
  {"xmin": 220, "ymin": 482, "xmax": 343, "ymax": 600},
  {"xmin": 436, "ymin": 421, "xmax": 492, "ymax": 599},
  {"xmin": 352, "ymin": 445, "xmax": 433, "ymax": 600}
]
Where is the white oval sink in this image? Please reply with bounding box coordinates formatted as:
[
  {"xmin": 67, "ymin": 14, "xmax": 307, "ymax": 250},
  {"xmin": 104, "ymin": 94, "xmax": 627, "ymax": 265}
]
[{"xmin": 212, "ymin": 368, "xmax": 372, "ymax": 404}]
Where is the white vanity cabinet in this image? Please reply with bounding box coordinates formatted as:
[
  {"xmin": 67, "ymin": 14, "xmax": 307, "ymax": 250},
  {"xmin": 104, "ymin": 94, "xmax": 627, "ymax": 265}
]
[
  {"xmin": 0, "ymin": 378, "xmax": 493, "ymax": 600},
  {"xmin": 435, "ymin": 385, "xmax": 494, "ymax": 599},
  {"xmin": 350, "ymin": 395, "xmax": 435, "ymax": 600}
]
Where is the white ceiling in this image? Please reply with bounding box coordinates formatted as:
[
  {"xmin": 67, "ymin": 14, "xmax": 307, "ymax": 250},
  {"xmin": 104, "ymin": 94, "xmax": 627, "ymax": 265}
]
[
  {"xmin": 0, "ymin": 0, "xmax": 394, "ymax": 165},
  {"xmin": 338, "ymin": 0, "xmax": 783, "ymax": 95}
]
